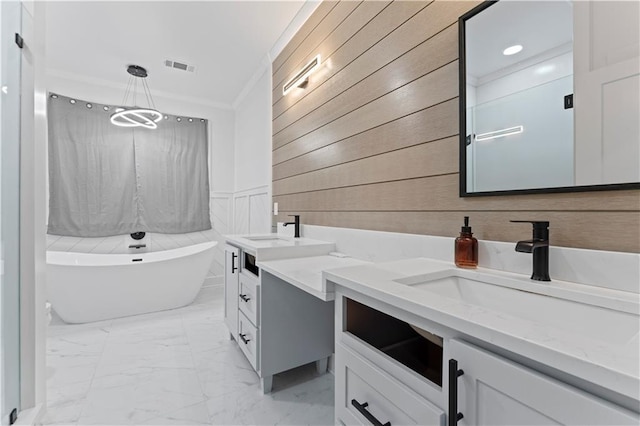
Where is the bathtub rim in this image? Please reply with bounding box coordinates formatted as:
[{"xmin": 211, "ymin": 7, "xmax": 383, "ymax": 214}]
[{"xmin": 46, "ymin": 241, "xmax": 217, "ymax": 266}]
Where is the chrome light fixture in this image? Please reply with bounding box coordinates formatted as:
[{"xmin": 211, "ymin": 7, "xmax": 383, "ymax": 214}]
[
  {"xmin": 110, "ymin": 65, "xmax": 162, "ymax": 129},
  {"xmin": 282, "ymin": 55, "xmax": 321, "ymax": 96}
]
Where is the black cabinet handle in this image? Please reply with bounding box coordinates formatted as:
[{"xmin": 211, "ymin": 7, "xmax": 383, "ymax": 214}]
[
  {"xmin": 351, "ymin": 399, "xmax": 391, "ymax": 426},
  {"xmin": 448, "ymin": 359, "xmax": 464, "ymax": 426},
  {"xmin": 231, "ymin": 253, "xmax": 238, "ymax": 273},
  {"xmin": 239, "ymin": 333, "xmax": 251, "ymax": 344},
  {"xmin": 239, "ymin": 294, "xmax": 251, "ymax": 302}
]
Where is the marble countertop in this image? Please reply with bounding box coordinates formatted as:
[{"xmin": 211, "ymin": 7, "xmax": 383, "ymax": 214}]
[
  {"xmin": 225, "ymin": 234, "xmax": 335, "ymax": 260},
  {"xmin": 323, "ymin": 257, "xmax": 640, "ymax": 402},
  {"xmin": 257, "ymin": 255, "xmax": 372, "ymax": 301}
]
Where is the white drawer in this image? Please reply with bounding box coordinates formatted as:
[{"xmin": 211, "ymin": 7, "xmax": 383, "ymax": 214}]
[
  {"xmin": 238, "ymin": 272, "xmax": 259, "ymax": 327},
  {"xmin": 336, "ymin": 343, "xmax": 444, "ymax": 426},
  {"xmin": 238, "ymin": 311, "xmax": 259, "ymax": 371}
]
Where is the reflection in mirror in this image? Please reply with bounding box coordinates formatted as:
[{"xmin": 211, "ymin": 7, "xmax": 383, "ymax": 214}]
[{"xmin": 460, "ymin": 1, "xmax": 640, "ymax": 196}]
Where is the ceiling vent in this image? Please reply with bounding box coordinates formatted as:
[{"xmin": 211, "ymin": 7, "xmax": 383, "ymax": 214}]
[{"xmin": 164, "ymin": 60, "xmax": 195, "ymax": 73}]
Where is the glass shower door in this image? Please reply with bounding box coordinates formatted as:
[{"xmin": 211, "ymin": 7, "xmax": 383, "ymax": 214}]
[{"xmin": 0, "ymin": 1, "xmax": 21, "ymax": 425}]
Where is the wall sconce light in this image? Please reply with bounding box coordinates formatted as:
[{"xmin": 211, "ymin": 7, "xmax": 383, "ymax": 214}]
[
  {"xmin": 475, "ymin": 125, "xmax": 524, "ymax": 142},
  {"xmin": 282, "ymin": 54, "xmax": 321, "ymax": 96}
]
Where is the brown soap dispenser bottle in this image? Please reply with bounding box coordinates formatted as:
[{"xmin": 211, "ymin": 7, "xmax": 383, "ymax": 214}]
[{"xmin": 455, "ymin": 216, "xmax": 478, "ymax": 268}]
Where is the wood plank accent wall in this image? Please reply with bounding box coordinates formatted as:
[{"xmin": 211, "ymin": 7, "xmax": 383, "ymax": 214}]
[{"xmin": 272, "ymin": 0, "xmax": 640, "ymax": 253}]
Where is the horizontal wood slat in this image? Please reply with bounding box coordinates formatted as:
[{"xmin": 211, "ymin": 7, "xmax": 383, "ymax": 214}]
[
  {"xmin": 274, "ymin": 210, "xmax": 640, "ymax": 253},
  {"xmin": 274, "ymin": 175, "xmax": 640, "ymax": 212},
  {"xmin": 273, "ymin": 98, "xmax": 458, "ymax": 181},
  {"xmin": 272, "ymin": 24, "xmax": 459, "ymax": 147},
  {"xmin": 273, "ymin": 136, "xmax": 458, "ymax": 196},
  {"xmin": 272, "ymin": 0, "xmax": 640, "ymax": 253},
  {"xmin": 272, "ymin": 1, "xmax": 338, "ymax": 74},
  {"xmin": 273, "ymin": 60, "xmax": 458, "ymax": 165},
  {"xmin": 273, "ymin": 1, "xmax": 428, "ymax": 115}
]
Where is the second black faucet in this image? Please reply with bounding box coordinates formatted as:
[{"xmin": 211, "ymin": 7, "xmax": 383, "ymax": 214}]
[
  {"xmin": 511, "ymin": 220, "xmax": 551, "ymax": 281},
  {"xmin": 283, "ymin": 214, "xmax": 301, "ymax": 238}
]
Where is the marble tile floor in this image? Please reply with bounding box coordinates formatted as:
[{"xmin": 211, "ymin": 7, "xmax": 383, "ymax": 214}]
[{"xmin": 44, "ymin": 285, "xmax": 335, "ymax": 425}]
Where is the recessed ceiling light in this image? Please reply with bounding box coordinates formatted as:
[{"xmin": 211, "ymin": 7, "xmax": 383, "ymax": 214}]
[
  {"xmin": 69, "ymin": 99, "xmax": 76, "ymax": 104},
  {"xmin": 103, "ymin": 106, "xmax": 110, "ymax": 111},
  {"xmin": 86, "ymin": 103, "xmax": 92, "ymax": 109},
  {"xmin": 503, "ymin": 45, "xmax": 523, "ymax": 56},
  {"xmin": 188, "ymin": 118, "xmax": 193, "ymax": 122}
]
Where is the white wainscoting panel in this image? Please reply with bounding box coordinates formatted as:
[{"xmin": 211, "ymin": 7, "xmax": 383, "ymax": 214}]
[
  {"xmin": 209, "ymin": 193, "xmax": 232, "ymax": 281},
  {"xmin": 249, "ymin": 192, "xmax": 270, "ymax": 234},
  {"xmin": 233, "ymin": 196, "xmax": 249, "ymax": 234},
  {"xmin": 232, "ymin": 185, "xmax": 271, "ymax": 236}
]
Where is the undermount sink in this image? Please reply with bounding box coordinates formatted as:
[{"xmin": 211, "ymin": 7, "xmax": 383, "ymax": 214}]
[{"xmin": 395, "ymin": 273, "xmax": 639, "ymax": 346}]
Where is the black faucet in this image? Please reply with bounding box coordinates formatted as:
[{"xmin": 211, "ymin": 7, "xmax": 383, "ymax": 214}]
[
  {"xmin": 511, "ymin": 220, "xmax": 551, "ymax": 281},
  {"xmin": 283, "ymin": 215, "xmax": 301, "ymax": 238}
]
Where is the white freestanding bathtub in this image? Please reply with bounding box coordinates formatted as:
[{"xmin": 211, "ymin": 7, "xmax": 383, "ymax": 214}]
[{"xmin": 46, "ymin": 241, "xmax": 217, "ymax": 323}]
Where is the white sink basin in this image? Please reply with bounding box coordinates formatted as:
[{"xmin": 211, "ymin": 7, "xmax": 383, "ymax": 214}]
[{"xmin": 395, "ymin": 273, "xmax": 639, "ymax": 346}]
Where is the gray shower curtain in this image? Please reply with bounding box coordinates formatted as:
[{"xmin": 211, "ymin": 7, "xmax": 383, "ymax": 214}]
[{"xmin": 48, "ymin": 93, "xmax": 211, "ymax": 237}]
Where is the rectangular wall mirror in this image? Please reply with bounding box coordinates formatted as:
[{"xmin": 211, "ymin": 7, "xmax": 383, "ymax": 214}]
[{"xmin": 459, "ymin": 0, "xmax": 640, "ymax": 196}]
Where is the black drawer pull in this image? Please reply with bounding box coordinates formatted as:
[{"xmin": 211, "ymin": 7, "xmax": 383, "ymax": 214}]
[
  {"xmin": 448, "ymin": 359, "xmax": 464, "ymax": 426},
  {"xmin": 239, "ymin": 333, "xmax": 251, "ymax": 344},
  {"xmin": 351, "ymin": 399, "xmax": 391, "ymax": 426},
  {"xmin": 239, "ymin": 294, "xmax": 251, "ymax": 302},
  {"xmin": 231, "ymin": 252, "xmax": 238, "ymax": 272}
]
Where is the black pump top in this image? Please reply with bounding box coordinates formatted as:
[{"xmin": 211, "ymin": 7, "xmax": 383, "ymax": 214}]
[{"xmin": 461, "ymin": 216, "xmax": 472, "ymax": 234}]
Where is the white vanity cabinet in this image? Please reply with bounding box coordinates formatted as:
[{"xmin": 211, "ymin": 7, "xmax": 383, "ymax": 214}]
[
  {"xmin": 449, "ymin": 340, "xmax": 639, "ymax": 426},
  {"xmin": 336, "ymin": 342, "xmax": 444, "ymax": 426},
  {"xmin": 223, "ymin": 244, "xmax": 240, "ymax": 339},
  {"xmin": 237, "ymin": 271, "xmax": 260, "ymax": 371},
  {"xmin": 335, "ymin": 295, "xmax": 446, "ymax": 426},
  {"xmin": 333, "ymin": 291, "xmax": 638, "ymax": 426}
]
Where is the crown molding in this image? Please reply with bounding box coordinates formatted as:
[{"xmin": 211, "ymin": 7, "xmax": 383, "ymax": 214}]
[{"xmin": 46, "ymin": 68, "xmax": 234, "ymax": 111}]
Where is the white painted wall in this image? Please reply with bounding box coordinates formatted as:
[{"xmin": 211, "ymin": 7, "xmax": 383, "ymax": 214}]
[
  {"xmin": 233, "ymin": 61, "xmax": 272, "ymax": 194},
  {"xmin": 231, "ymin": 59, "xmax": 272, "ymax": 234}
]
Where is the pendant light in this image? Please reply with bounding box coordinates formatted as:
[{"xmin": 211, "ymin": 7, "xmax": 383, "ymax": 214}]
[{"xmin": 110, "ymin": 65, "xmax": 162, "ymax": 129}]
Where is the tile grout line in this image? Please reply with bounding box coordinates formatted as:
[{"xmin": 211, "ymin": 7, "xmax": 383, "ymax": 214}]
[
  {"xmin": 179, "ymin": 310, "xmax": 212, "ymax": 423},
  {"xmin": 73, "ymin": 320, "xmax": 113, "ymax": 425}
]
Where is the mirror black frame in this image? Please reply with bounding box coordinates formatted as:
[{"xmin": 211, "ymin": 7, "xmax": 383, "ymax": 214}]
[{"xmin": 458, "ymin": 1, "xmax": 640, "ymax": 197}]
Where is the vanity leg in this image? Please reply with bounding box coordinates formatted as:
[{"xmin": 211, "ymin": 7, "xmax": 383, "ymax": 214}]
[
  {"xmin": 261, "ymin": 375, "xmax": 273, "ymax": 394},
  {"xmin": 316, "ymin": 357, "xmax": 329, "ymax": 374}
]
